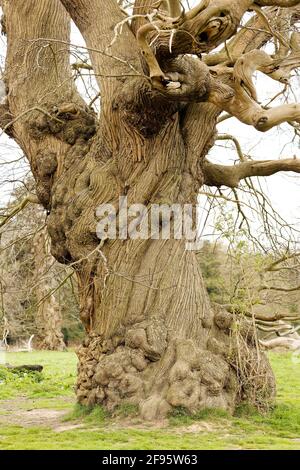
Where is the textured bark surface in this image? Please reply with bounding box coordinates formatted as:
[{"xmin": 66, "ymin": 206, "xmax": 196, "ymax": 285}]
[{"xmin": 6, "ymin": 0, "xmax": 300, "ymax": 418}]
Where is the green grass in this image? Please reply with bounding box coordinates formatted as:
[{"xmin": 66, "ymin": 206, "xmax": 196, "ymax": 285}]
[
  {"xmin": 65, "ymin": 403, "xmax": 109, "ymax": 423},
  {"xmin": 0, "ymin": 351, "xmax": 77, "ymax": 401},
  {"xmin": 0, "ymin": 350, "xmax": 299, "ymax": 450},
  {"xmin": 168, "ymin": 406, "xmax": 230, "ymax": 425},
  {"xmin": 0, "ymin": 425, "xmax": 229, "ymax": 450}
]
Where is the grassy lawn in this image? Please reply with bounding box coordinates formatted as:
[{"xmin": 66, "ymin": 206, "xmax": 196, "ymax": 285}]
[{"xmin": 0, "ymin": 350, "xmax": 299, "ymax": 450}]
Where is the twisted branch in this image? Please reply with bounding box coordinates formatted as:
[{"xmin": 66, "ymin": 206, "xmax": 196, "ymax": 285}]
[{"xmin": 209, "ymin": 48, "xmax": 300, "ymax": 131}]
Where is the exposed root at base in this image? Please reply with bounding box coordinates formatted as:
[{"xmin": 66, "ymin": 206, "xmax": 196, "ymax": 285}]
[{"xmin": 76, "ymin": 312, "xmax": 276, "ymax": 420}]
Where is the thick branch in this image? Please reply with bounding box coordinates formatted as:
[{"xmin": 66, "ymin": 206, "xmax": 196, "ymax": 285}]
[
  {"xmin": 2, "ymin": 0, "xmax": 90, "ymax": 209},
  {"xmin": 209, "ymin": 49, "xmax": 300, "ymax": 131},
  {"xmin": 260, "ymin": 337, "xmax": 300, "ymax": 351},
  {"xmin": 135, "ymin": 0, "xmax": 253, "ymax": 89},
  {"xmin": 203, "ymin": 158, "xmax": 300, "ymax": 188},
  {"xmin": 205, "ymin": 5, "xmax": 300, "ymax": 66},
  {"xmin": 165, "ymin": 0, "xmax": 182, "ymax": 18},
  {"xmin": 4, "ymin": 0, "xmax": 75, "ymax": 110},
  {"xmin": 60, "ymin": 0, "xmax": 141, "ymax": 102},
  {"xmin": 225, "ymin": 304, "xmax": 300, "ymax": 322},
  {"xmin": 132, "ymin": 0, "xmax": 154, "ymax": 35},
  {"xmin": 2, "ymin": 0, "xmax": 80, "ymax": 149}
]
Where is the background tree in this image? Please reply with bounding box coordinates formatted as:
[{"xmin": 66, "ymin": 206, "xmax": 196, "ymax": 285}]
[
  {"xmin": 198, "ymin": 239, "xmax": 300, "ymax": 347},
  {"xmin": 32, "ymin": 228, "xmax": 66, "ymax": 351},
  {"xmin": 0, "ymin": 186, "xmax": 81, "ymax": 349},
  {"xmin": 1, "ymin": 0, "xmax": 300, "ymax": 418}
]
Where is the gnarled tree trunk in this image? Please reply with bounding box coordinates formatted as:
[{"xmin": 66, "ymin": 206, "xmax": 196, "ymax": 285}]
[
  {"xmin": 61, "ymin": 98, "xmax": 275, "ymax": 417},
  {"xmin": 7, "ymin": 0, "xmax": 300, "ymax": 419}
]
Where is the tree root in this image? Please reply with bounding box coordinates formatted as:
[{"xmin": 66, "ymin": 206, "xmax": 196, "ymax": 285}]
[{"xmin": 76, "ymin": 310, "xmax": 275, "ymax": 419}]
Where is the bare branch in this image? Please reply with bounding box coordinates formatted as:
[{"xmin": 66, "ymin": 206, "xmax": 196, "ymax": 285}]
[
  {"xmin": 215, "ymin": 134, "xmax": 246, "ymax": 161},
  {"xmin": 224, "ymin": 304, "xmax": 300, "ymax": 322},
  {"xmin": 260, "ymin": 283, "xmax": 300, "ymax": 292},
  {"xmin": 265, "ymin": 252, "xmax": 300, "ymax": 271},
  {"xmin": 0, "ymin": 194, "xmax": 39, "ymax": 229}
]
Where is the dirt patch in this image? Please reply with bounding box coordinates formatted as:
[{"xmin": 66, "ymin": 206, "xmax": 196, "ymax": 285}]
[
  {"xmin": 0, "ymin": 406, "xmax": 68, "ymax": 428},
  {"xmin": 0, "ymin": 397, "xmax": 79, "ymax": 430},
  {"xmin": 92, "ymin": 416, "xmax": 228, "ymax": 433},
  {"xmin": 53, "ymin": 423, "xmax": 84, "ymax": 432},
  {"xmin": 0, "ymin": 397, "xmax": 228, "ymax": 434},
  {"xmin": 177, "ymin": 422, "xmax": 220, "ymax": 433}
]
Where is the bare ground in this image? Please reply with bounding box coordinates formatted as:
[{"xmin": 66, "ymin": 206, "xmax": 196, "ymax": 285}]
[
  {"xmin": 0, "ymin": 397, "xmax": 227, "ymax": 433},
  {"xmin": 0, "ymin": 398, "xmax": 82, "ymax": 432}
]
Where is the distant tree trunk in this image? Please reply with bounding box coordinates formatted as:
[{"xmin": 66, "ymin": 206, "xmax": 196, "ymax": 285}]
[{"xmin": 33, "ymin": 229, "xmax": 66, "ymax": 351}]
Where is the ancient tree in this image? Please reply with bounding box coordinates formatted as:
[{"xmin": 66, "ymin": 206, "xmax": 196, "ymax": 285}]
[{"xmin": 1, "ymin": 0, "xmax": 300, "ymax": 418}]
